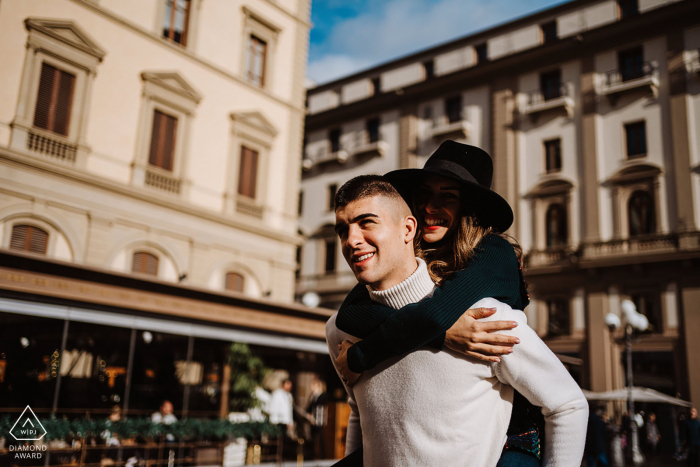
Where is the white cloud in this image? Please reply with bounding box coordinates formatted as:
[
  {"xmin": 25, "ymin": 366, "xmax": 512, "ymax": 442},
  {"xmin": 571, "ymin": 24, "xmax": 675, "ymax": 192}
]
[{"xmin": 306, "ymin": 54, "xmax": 374, "ymax": 85}]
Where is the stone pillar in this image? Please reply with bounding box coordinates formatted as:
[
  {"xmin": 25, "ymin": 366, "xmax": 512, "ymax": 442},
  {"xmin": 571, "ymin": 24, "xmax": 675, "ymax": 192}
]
[
  {"xmin": 580, "ymin": 56, "xmax": 601, "ymax": 242},
  {"xmin": 586, "ymin": 291, "xmax": 615, "ymax": 392},
  {"xmin": 399, "ymin": 105, "xmax": 418, "ymax": 169},
  {"xmin": 492, "ymin": 79, "xmax": 519, "ymax": 235},
  {"xmin": 681, "ymin": 288, "xmax": 700, "ymax": 405}
]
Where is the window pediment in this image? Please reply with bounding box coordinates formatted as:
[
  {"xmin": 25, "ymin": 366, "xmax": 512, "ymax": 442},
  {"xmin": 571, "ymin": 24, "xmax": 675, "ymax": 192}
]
[
  {"xmin": 607, "ymin": 161, "xmax": 661, "ymax": 185},
  {"xmin": 141, "ymin": 72, "xmax": 202, "ymax": 104},
  {"xmin": 230, "ymin": 111, "xmax": 278, "ymax": 137},
  {"xmin": 25, "ymin": 18, "xmax": 105, "ymax": 61},
  {"xmin": 527, "ymin": 175, "xmax": 575, "ymax": 198}
]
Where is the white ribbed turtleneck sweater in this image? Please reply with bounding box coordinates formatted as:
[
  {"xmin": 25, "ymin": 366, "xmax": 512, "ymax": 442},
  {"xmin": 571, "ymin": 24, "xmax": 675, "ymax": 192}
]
[{"xmin": 326, "ymin": 258, "xmax": 588, "ymax": 467}]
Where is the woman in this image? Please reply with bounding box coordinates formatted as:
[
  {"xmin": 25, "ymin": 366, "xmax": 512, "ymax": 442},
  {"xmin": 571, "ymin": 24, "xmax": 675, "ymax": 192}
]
[{"xmin": 334, "ymin": 141, "xmax": 586, "ymax": 466}]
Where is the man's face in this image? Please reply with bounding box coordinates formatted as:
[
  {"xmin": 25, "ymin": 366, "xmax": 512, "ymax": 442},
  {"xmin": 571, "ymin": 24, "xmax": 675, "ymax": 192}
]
[
  {"xmin": 691, "ymin": 408, "xmax": 697, "ymax": 419},
  {"xmin": 335, "ymin": 195, "xmax": 416, "ymax": 290},
  {"xmin": 161, "ymin": 401, "xmax": 173, "ymax": 415}
]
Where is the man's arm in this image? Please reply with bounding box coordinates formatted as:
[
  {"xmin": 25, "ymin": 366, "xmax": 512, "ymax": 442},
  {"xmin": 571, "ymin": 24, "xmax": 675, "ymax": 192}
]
[
  {"xmin": 326, "ymin": 317, "xmax": 362, "ymax": 455},
  {"xmin": 488, "ymin": 299, "xmax": 589, "ymax": 467}
]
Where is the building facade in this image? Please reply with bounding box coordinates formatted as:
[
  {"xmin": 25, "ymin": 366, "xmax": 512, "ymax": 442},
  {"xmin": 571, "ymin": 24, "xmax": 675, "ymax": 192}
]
[
  {"xmin": 298, "ymin": 0, "xmax": 700, "ymax": 413},
  {"xmin": 0, "ymin": 0, "xmax": 341, "ymax": 427}
]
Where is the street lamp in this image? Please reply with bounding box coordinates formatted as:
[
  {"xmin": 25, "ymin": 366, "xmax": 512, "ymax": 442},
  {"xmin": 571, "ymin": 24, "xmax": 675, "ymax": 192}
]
[{"xmin": 606, "ymin": 299, "xmax": 649, "ymax": 466}]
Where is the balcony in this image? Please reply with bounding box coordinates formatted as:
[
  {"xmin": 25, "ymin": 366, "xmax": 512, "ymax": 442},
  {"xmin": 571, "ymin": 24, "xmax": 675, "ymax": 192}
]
[
  {"xmin": 26, "ymin": 129, "xmax": 77, "ymax": 163},
  {"xmin": 526, "ymin": 246, "xmax": 575, "ymax": 268},
  {"xmin": 302, "ymin": 133, "xmax": 387, "ymax": 170},
  {"xmin": 688, "ymin": 50, "xmax": 700, "ymax": 75},
  {"xmin": 302, "ymin": 146, "xmax": 349, "ymax": 170},
  {"xmin": 522, "ymin": 84, "xmax": 574, "ymax": 119},
  {"xmin": 581, "ymin": 233, "xmax": 678, "ymax": 261},
  {"xmin": 427, "ymin": 119, "xmax": 471, "ymax": 140},
  {"xmin": 144, "ymin": 167, "xmax": 181, "ymax": 194},
  {"xmin": 296, "ymin": 270, "xmax": 357, "ymax": 295},
  {"xmin": 599, "ymin": 61, "xmax": 659, "ymax": 100}
]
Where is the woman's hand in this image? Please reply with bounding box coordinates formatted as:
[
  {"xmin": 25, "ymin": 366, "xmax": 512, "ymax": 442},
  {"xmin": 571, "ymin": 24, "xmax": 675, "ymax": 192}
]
[
  {"xmin": 444, "ymin": 307, "xmax": 520, "ymax": 362},
  {"xmin": 336, "ymin": 340, "xmax": 362, "ymax": 386}
]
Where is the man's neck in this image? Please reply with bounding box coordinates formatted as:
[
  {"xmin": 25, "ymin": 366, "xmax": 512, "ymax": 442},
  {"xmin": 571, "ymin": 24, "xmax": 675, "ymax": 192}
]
[{"xmin": 367, "ymin": 257, "xmax": 435, "ymax": 310}]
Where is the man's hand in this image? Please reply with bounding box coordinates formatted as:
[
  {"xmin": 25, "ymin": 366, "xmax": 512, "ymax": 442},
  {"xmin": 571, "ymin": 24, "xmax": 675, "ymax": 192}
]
[
  {"xmin": 444, "ymin": 307, "xmax": 520, "ymax": 362},
  {"xmin": 336, "ymin": 340, "xmax": 362, "ymax": 386}
]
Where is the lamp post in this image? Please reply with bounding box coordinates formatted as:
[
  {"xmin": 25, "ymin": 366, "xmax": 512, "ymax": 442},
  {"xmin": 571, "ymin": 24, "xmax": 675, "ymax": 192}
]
[{"xmin": 605, "ymin": 299, "xmax": 649, "ymax": 466}]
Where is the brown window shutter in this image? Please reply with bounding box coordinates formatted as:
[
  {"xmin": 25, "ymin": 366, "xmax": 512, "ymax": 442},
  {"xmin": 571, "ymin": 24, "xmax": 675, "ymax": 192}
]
[
  {"xmin": 33, "ymin": 63, "xmax": 75, "ymax": 136},
  {"xmin": 132, "ymin": 252, "xmax": 159, "ymax": 276},
  {"xmin": 225, "ymin": 272, "xmax": 245, "ymax": 292},
  {"xmin": 10, "ymin": 225, "xmax": 48, "ymax": 255},
  {"xmin": 238, "ymin": 146, "xmax": 259, "ymax": 198},
  {"xmin": 149, "ymin": 110, "xmax": 177, "ymax": 171}
]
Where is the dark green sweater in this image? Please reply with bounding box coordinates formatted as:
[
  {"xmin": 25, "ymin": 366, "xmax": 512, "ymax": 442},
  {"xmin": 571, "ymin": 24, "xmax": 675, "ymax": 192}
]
[{"xmin": 336, "ymin": 234, "xmax": 529, "ymax": 374}]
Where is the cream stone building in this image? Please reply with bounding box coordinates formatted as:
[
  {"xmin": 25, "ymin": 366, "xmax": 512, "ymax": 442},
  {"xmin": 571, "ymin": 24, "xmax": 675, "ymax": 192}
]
[
  {"xmin": 299, "ymin": 0, "xmax": 700, "ymax": 419},
  {"xmin": 0, "ymin": 0, "xmax": 337, "ymax": 428}
]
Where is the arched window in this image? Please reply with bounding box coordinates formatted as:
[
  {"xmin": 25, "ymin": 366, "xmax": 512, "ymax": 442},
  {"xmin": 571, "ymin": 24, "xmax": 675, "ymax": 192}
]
[
  {"xmin": 10, "ymin": 224, "xmax": 49, "ymax": 255},
  {"xmin": 132, "ymin": 251, "xmax": 159, "ymax": 276},
  {"xmin": 628, "ymin": 191, "xmax": 654, "ymax": 237},
  {"xmin": 547, "ymin": 298, "xmax": 570, "ymax": 336},
  {"xmin": 546, "ymin": 204, "xmax": 568, "ymax": 247},
  {"xmin": 225, "ymin": 272, "xmax": 245, "ymax": 293}
]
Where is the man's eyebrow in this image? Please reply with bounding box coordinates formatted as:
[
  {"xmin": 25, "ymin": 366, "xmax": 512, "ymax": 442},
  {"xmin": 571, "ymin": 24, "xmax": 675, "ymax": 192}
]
[{"xmin": 334, "ymin": 213, "xmax": 379, "ymax": 233}]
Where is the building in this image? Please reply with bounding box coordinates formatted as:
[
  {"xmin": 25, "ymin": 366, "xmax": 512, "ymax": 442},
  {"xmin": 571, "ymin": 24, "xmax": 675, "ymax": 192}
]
[
  {"xmin": 298, "ymin": 0, "xmax": 700, "ymax": 413},
  {"xmin": 0, "ymin": 0, "xmax": 339, "ymax": 424}
]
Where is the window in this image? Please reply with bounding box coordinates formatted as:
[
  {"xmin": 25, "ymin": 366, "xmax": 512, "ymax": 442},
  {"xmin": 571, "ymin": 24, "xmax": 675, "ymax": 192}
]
[
  {"xmin": 367, "ymin": 118, "xmax": 380, "ymax": 144},
  {"xmin": 423, "ymin": 60, "xmax": 435, "ymax": 79},
  {"xmin": 628, "ymin": 190, "xmax": 655, "ymax": 236},
  {"xmin": 544, "ymin": 139, "xmax": 562, "ymax": 173},
  {"xmin": 540, "ymin": 69, "xmax": 562, "ymax": 101},
  {"xmin": 162, "ymin": 0, "xmax": 191, "ymax": 45},
  {"xmin": 475, "ymin": 43, "xmax": 488, "ymax": 65},
  {"xmin": 371, "ymin": 77, "xmax": 381, "ymax": 96},
  {"xmin": 618, "ymin": 46, "xmax": 644, "ymax": 82},
  {"xmin": 328, "ymin": 184, "xmax": 338, "ymax": 211},
  {"xmin": 149, "ymin": 110, "xmax": 178, "ymax": 171},
  {"xmin": 246, "ymin": 35, "xmax": 267, "ymax": 86},
  {"xmin": 625, "ymin": 121, "xmax": 646, "ymax": 158},
  {"xmin": 295, "ymin": 246, "xmax": 302, "ymax": 279},
  {"xmin": 547, "ymin": 298, "xmax": 570, "ymax": 336},
  {"xmin": 445, "ymin": 96, "xmax": 462, "ymax": 123},
  {"xmin": 329, "ymin": 128, "xmax": 341, "ymax": 153},
  {"xmin": 541, "ymin": 21, "xmax": 557, "ymax": 44},
  {"xmin": 10, "ymin": 225, "xmax": 48, "ymax": 255},
  {"xmin": 324, "ymin": 238, "xmax": 336, "ymax": 273},
  {"xmin": 225, "ymin": 272, "xmax": 245, "ymax": 293},
  {"xmin": 298, "ymin": 191, "xmax": 303, "ymax": 216},
  {"xmin": 33, "ymin": 63, "xmax": 75, "ymax": 137},
  {"xmin": 546, "ymin": 204, "xmax": 568, "ymax": 247},
  {"xmin": 238, "ymin": 146, "xmax": 259, "ymax": 199},
  {"xmin": 618, "ymin": 0, "xmax": 639, "ymax": 18},
  {"xmin": 132, "ymin": 252, "xmax": 159, "ymax": 276}
]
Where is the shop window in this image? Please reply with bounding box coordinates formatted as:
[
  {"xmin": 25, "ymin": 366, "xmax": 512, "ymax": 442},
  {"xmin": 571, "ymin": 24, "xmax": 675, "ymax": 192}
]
[
  {"xmin": 544, "ymin": 139, "xmax": 562, "ymax": 173},
  {"xmin": 546, "ymin": 204, "xmax": 568, "ymax": 247},
  {"xmin": 628, "ymin": 190, "xmax": 655, "ymax": 236},
  {"xmin": 132, "ymin": 251, "xmax": 159, "ymax": 276},
  {"xmin": 445, "ymin": 95, "xmax": 462, "ymax": 123},
  {"xmin": 547, "ymin": 298, "xmax": 570, "ymax": 336},
  {"xmin": 162, "ymin": 0, "xmax": 191, "ymax": 45},
  {"xmin": 238, "ymin": 146, "xmax": 259, "ymax": 199},
  {"xmin": 10, "ymin": 224, "xmax": 49, "ymax": 255},
  {"xmin": 225, "ymin": 272, "xmax": 245, "ymax": 293}
]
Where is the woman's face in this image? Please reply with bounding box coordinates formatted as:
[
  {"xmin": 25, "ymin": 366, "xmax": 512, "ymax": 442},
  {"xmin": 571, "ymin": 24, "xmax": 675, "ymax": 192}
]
[{"xmin": 414, "ymin": 173, "xmax": 461, "ymax": 243}]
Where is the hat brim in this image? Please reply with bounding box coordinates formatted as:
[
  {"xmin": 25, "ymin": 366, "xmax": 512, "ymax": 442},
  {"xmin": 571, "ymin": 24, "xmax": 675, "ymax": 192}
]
[{"xmin": 384, "ymin": 167, "xmax": 514, "ymax": 233}]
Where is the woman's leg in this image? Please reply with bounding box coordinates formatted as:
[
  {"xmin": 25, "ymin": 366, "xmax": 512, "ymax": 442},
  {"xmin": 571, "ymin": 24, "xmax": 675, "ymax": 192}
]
[{"xmin": 496, "ymin": 450, "xmax": 540, "ymax": 467}]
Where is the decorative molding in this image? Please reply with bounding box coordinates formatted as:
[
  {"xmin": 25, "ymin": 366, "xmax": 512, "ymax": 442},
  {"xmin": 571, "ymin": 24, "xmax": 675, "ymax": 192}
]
[
  {"xmin": 25, "ymin": 18, "xmax": 106, "ymax": 61},
  {"xmin": 141, "ymin": 72, "xmax": 203, "ymax": 104}
]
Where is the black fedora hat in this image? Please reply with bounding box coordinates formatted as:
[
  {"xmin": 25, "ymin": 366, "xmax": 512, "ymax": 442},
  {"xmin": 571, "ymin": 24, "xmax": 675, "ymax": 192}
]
[{"xmin": 384, "ymin": 140, "xmax": 513, "ymax": 232}]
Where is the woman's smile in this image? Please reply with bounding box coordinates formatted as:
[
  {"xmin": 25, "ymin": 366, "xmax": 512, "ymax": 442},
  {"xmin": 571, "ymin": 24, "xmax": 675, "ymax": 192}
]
[{"xmin": 416, "ymin": 174, "xmax": 461, "ymax": 242}]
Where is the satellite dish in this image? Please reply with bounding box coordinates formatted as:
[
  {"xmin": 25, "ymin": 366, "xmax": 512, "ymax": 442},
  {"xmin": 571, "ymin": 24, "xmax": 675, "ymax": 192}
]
[{"xmin": 302, "ymin": 292, "xmax": 321, "ymax": 308}]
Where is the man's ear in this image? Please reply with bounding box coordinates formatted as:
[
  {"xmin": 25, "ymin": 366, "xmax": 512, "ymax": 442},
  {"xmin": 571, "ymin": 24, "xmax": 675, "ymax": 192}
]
[{"xmin": 403, "ymin": 215, "xmax": 417, "ymax": 244}]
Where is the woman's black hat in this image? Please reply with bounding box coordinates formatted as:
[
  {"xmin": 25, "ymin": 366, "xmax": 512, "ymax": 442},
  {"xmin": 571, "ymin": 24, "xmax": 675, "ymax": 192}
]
[{"xmin": 384, "ymin": 140, "xmax": 514, "ymax": 232}]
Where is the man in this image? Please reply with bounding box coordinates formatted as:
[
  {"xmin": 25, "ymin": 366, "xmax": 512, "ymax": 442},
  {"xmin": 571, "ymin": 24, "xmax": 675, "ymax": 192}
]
[
  {"xmin": 151, "ymin": 400, "xmax": 177, "ymax": 425},
  {"xmin": 305, "ymin": 378, "xmax": 328, "ymax": 459},
  {"xmin": 326, "ymin": 175, "xmax": 588, "ymax": 466},
  {"xmin": 268, "ymin": 379, "xmax": 294, "ymax": 430},
  {"xmin": 684, "ymin": 407, "xmax": 700, "ymax": 466}
]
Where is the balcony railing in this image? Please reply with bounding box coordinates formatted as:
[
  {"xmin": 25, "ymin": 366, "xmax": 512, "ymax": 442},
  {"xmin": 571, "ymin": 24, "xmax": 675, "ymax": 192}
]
[
  {"xmin": 144, "ymin": 168, "xmax": 181, "ymax": 194},
  {"xmin": 523, "ymin": 83, "xmax": 574, "ymax": 118},
  {"xmin": 599, "ymin": 61, "xmax": 659, "ymax": 99},
  {"xmin": 688, "ymin": 50, "xmax": 700, "ymax": 75},
  {"xmin": 27, "ymin": 130, "xmax": 77, "ymax": 163},
  {"xmin": 302, "ymin": 132, "xmax": 386, "ymax": 169},
  {"xmin": 427, "ymin": 119, "xmax": 471, "ymax": 139},
  {"xmin": 526, "ymin": 246, "xmax": 574, "ymax": 268}
]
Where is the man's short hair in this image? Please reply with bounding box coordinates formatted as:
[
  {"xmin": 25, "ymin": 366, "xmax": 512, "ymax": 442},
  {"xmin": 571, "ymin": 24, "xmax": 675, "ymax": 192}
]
[{"xmin": 334, "ymin": 175, "xmax": 404, "ymax": 210}]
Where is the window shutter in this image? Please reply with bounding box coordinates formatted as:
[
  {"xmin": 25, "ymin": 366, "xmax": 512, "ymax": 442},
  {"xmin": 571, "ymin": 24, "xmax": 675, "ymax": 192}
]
[
  {"xmin": 132, "ymin": 252, "xmax": 159, "ymax": 276},
  {"xmin": 238, "ymin": 146, "xmax": 259, "ymax": 198},
  {"xmin": 149, "ymin": 110, "xmax": 177, "ymax": 171},
  {"xmin": 10, "ymin": 225, "xmax": 49, "ymax": 255},
  {"xmin": 225, "ymin": 272, "xmax": 245, "ymax": 292},
  {"xmin": 33, "ymin": 63, "xmax": 75, "ymax": 136}
]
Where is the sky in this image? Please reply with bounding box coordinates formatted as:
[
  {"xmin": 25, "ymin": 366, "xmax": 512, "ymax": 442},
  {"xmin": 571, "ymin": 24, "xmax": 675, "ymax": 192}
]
[{"xmin": 307, "ymin": 0, "xmax": 567, "ymax": 85}]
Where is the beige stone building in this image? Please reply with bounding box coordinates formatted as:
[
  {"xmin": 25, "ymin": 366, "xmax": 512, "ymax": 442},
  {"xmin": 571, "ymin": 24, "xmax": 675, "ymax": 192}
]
[
  {"xmin": 0, "ymin": 0, "xmax": 337, "ymax": 427},
  {"xmin": 298, "ymin": 0, "xmax": 700, "ymax": 418}
]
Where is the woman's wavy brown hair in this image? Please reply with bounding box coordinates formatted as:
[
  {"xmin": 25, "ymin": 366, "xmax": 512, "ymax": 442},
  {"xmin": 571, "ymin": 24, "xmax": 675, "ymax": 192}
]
[{"xmin": 413, "ymin": 209, "xmax": 523, "ymax": 286}]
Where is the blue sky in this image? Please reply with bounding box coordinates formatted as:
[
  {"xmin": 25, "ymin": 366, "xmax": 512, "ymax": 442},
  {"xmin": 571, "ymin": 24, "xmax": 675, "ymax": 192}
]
[{"xmin": 308, "ymin": 0, "xmax": 567, "ymax": 85}]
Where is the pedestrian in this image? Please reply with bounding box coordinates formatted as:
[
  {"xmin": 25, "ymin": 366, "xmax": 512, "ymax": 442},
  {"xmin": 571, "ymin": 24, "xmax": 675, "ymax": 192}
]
[
  {"xmin": 151, "ymin": 400, "xmax": 177, "ymax": 425},
  {"xmin": 269, "ymin": 378, "xmax": 295, "ymax": 458},
  {"xmin": 585, "ymin": 406, "xmax": 611, "ymax": 467},
  {"xmin": 646, "ymin": 412, "xmax": 660, "ymax": 457},
  {"xmin": 683, "ymin": 407, "xmax": 700, "ymax": 467},
  {"xmin": 305, "ymin": 378, "xmax": 328, "ymax": 459}
]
